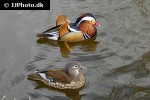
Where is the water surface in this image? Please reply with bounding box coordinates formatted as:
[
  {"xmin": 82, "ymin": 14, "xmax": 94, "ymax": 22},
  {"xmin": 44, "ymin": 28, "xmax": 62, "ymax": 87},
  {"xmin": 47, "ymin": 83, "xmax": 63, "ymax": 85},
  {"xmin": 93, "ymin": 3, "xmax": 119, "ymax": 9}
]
[{"xmin": 0, "ymin": 0, "xmax": 150, "ymax": 100}]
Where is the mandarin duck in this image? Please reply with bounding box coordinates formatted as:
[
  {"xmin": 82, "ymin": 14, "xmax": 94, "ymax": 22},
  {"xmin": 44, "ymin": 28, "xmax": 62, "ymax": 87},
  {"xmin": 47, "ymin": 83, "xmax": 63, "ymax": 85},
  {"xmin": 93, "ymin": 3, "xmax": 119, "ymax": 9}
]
[
  {"xmin": 37, "ymin": 13, "xmax": 100, "ymax": 42},
  {"xmin": 28, "ymin": 62, "xmax": 86, "ymax": 89}
]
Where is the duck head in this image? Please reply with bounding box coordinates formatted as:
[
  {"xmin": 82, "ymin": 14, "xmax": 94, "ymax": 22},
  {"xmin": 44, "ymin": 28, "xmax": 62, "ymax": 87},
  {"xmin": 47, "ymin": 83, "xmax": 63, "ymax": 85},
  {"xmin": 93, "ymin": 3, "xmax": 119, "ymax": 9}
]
[
  {"xmin": 65, "ymin": 62, "xmax": 86, "ymax": 78},
  {"xmin": 74, "ymin": 13, "xmax": 100, "ymax": 27}
]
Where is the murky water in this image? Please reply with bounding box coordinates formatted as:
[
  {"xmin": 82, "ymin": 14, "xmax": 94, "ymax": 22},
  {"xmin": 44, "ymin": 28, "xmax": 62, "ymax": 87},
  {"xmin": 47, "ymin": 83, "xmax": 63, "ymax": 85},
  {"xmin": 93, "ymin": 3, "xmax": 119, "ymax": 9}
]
[{"xmin": 0, "ymin": 0, "xmax": 150, "ymax": 100}]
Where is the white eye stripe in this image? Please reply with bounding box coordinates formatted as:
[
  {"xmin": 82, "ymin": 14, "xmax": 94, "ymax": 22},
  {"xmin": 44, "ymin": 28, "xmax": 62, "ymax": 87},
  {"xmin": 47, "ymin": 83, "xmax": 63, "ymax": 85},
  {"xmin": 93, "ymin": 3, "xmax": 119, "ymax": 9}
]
[
  {"xmin": 72, "ymin": 65, "xmax": 79, "ymax": 68},
  {"xmin": 77, "ymin": 16, "xmax": 95, "ymax": 26},
  {"xmin": 81, "ymin": 16, "xmax": 95, "ymax": 21}
]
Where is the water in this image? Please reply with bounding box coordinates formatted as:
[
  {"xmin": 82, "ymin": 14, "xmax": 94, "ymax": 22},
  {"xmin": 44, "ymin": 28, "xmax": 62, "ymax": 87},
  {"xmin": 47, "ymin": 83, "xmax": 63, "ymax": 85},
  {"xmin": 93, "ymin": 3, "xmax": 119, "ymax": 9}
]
[{"xmin": 0, "ymin": 0, "xmax": 150, "ymax": 100}]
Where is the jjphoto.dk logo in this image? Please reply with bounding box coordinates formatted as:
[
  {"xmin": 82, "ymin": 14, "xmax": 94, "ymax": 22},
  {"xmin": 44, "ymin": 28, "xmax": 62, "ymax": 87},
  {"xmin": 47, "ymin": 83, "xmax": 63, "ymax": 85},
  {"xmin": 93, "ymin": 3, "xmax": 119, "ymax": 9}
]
[
  {"xmin": 4, "ymin": 2, "xmax": 43, "ymax": 8},
  {"xmin": 0, "ymin": 0, "xmax": 50, "ymax": 10}
]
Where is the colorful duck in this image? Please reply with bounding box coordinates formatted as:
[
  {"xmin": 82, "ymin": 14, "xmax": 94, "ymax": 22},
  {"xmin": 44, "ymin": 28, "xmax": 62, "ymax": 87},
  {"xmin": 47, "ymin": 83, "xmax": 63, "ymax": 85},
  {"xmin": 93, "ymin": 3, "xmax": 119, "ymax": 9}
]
[
  {"xmin": 37, "ymin": 13, "xmax": 100, "ymax": 42},
  {"xmin": 28, "ymin": 62, "xmax": 86, "ymax": 89}
]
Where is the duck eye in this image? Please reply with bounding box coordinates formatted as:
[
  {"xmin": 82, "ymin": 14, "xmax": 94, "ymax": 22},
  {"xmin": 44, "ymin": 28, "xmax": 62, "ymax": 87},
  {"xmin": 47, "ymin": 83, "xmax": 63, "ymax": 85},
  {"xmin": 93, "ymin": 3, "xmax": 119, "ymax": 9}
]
[{"xmin": 74, "ymin": 65, "xmax": 78, "ymax": 68}]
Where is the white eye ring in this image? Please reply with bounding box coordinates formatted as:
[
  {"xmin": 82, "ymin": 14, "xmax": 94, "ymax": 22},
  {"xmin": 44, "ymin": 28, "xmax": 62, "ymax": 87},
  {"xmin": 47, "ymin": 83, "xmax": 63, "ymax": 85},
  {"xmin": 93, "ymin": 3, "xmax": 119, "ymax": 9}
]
[{"xmin": 74, "ymin": 65, "xmax": 78, "ymax": 68}]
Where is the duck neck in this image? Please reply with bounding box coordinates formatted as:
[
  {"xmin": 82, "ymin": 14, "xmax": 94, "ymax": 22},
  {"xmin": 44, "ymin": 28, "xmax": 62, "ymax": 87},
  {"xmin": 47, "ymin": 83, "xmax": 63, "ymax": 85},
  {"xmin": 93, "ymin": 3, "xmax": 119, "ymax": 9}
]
[
  {"xmin": 68, "ymin": 69, "xmax": 79, "ymax": 79},
  {"xmin": 78, "ymin": 21, "xmax": 97, "ymax": 37}
]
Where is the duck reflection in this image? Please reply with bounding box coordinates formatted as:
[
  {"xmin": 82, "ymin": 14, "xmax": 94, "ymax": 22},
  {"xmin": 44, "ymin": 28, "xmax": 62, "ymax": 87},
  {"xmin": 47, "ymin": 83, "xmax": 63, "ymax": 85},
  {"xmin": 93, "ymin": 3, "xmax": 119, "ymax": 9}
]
[
  {"xmin": 28, "ymin": 79, "xmax": 85, "ymax": 100},
  {"xmin": 36, "ymin": 35, "xmax": 99, "ymax": 57}
]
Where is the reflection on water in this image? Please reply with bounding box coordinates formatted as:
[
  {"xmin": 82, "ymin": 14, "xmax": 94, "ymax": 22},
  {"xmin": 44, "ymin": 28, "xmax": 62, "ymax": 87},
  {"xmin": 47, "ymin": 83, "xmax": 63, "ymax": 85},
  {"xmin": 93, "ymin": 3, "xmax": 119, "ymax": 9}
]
[
  {"xmin": 0, "ymin": 0, "xmax": 150, "ymax": 99},
  {"xmin": 114, "ymin": 60, "xmax": 149, "ymax": 79},
  {"xmin": 26, "ymin": 51, "xmax": 150, "ymax": 100},
  {"xmin": 109, "ymin": 85, "xmax": 150, "ymax": 100},
  {"xmin": 113, "ymin": 51, "xmax": 150, "ymax": 79},
  {"xmin": 36, "ymin": 35, "xmax": 99, "ymax": 57},
  {"xmin": 106, "ymin": 51, "xmax": 150, "ymax": 99}
]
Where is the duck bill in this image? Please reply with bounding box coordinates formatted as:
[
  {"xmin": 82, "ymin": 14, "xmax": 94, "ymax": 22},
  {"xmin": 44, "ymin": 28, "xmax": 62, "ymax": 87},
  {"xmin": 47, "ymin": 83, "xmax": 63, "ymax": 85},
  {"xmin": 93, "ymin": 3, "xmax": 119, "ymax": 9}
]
[{"xmin": 94, "ymin": 22, "xmax": 100, "ymax": 27}]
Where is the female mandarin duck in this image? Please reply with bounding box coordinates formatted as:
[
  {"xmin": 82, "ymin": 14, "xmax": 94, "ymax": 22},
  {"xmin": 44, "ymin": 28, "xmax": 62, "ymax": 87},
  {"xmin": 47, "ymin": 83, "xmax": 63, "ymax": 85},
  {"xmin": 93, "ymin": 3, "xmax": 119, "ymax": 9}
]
[
  {"xmin": 37, "ymin": 13, "xmax": 100, "ymax": 42},
  {"xmin": 28, "ymin": 62, "xmax": 86, "ymax": 89}
]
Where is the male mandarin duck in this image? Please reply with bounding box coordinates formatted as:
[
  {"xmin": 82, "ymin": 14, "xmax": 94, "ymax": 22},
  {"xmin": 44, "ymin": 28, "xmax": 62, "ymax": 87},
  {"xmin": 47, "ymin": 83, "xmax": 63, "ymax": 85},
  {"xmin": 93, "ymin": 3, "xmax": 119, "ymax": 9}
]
[
  {"xmin": 37, "ymin": 13, "xmax": 100, "ymax": 42},
  {"xmin": 28, "ymin": 62, "xmax": 87, "ymax": 89}
]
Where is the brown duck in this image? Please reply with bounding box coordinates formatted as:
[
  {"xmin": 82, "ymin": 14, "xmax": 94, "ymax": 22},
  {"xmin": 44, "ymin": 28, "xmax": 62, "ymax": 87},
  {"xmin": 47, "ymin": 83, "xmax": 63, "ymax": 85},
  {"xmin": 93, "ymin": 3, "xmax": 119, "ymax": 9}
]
[{"xmin": 28, "ymin": 62, "xmax": 87, "ymax": 89}]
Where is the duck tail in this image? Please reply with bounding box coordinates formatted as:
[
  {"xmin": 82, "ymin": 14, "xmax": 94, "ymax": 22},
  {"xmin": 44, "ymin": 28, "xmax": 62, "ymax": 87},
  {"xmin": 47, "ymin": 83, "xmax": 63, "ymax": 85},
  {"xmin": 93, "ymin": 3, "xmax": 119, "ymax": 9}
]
[
  {"xmin": 36, "ymin": 31, "xmax": 59, "ymax": 40},
  {"xmin": 36, "ymin": 33, "xmax": 48, "ymax": 38},
  {"xmin": 27, "ymin": 73, "xmax": 40, "ymax": 81}
]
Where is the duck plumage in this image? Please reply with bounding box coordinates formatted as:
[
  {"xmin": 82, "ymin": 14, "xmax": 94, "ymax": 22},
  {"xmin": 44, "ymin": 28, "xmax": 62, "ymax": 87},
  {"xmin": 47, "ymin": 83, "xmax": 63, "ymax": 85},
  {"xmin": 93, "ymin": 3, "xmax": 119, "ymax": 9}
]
[
  {"xmin": 78, "ymin": 20, "xmax": 97, "ymax": 38},
  {"xmin": 37, "ymin": 13, "xmax": 100, "ymax": 42},
  {"xmin": 28, "ymin": 62, "xmax": 86, "ymax": 89}
]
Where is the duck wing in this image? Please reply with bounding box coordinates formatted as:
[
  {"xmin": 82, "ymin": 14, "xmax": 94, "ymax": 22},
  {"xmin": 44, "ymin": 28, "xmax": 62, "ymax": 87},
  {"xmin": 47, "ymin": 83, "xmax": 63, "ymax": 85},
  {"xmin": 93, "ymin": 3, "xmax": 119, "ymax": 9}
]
[
  {"xmin": 28, "ymin": 68, "xmax": 72, "ymax": 84},
  {"xmin": 36, "ymin": 23, "xmax": 74, "ymax": 40},
  {"xmin": 58, "ymin": 21, "xmax": 70, "ymax": 38},
  {"xmin": 56, "ymin": 14, "xmax": 68, "ymax": 26},
  {"xmin": 36, "ymin": 14, "xmax": 69, "ymax": 38}
]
